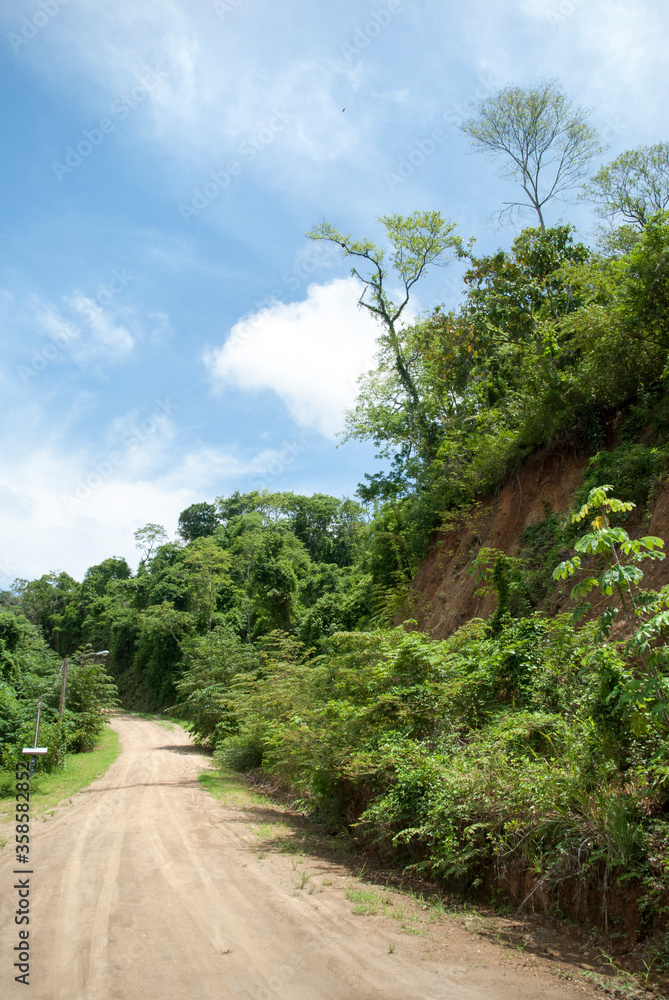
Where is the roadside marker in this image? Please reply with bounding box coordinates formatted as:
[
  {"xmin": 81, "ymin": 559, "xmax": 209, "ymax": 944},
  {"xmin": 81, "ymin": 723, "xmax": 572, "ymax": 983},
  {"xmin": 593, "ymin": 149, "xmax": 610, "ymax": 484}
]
[{"xmin": 22, "ymin": 696, "xmax": 48, "ymax": 776}]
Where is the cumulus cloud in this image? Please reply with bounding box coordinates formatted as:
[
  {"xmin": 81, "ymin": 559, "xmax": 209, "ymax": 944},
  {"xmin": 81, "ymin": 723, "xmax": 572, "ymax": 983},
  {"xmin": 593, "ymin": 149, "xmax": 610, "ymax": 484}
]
[{"xmin": 205, "ymin": 277, "xmax": 381, "ymax": 439}]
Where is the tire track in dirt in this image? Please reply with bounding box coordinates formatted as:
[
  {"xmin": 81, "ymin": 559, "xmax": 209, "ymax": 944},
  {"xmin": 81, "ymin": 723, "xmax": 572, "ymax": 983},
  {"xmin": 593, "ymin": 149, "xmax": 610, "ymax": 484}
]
[
  {"xmin": 51, "ymin": 723, "xmax": 151, "ymax": 999},
  {"xmin": 0, "ymin": 715, "xmax": 604, "ymax": 1000},
  {"xmin": 85, "ymin": 776, "xmax": 127, "ymax": 1000}
]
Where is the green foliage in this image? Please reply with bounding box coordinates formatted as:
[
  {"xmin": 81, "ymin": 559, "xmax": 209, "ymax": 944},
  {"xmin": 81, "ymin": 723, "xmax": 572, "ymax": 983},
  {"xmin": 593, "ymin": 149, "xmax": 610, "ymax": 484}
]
[
  {"xmin": 309, "ymin": 211, "xmax": 463, "ymax": 465},
  {"xmin": 458, "ymin": 78, "xmax": 603, "ymax": 230},
  {"xmin": 472, "ymin": 548, "xmax": 532, "ymax": 629},
  {"xmin": 203, "ymin": 612, "xmax": 668, "ymax": 899},
  {"xmin": 348, "ymin": 215, "xmax": 669, "ymax": 572},
  {"xmin": 553, "ymin": 484, "xmax": 664, "ymax": 609},
  {"xmin": 583, "ymin": 143, "xmax": 669, "ymax": 229},
  {"xmin": 178, "ymin": 502, "xmax": 220, "ymax": 542},
  {"xmin": 578, "ymin": 445, "xmax": 668, "ymax": 512},
  {"xmin": 134, "ymin": 523, "xmax": 168, "ymax": 566},
  {"xmin": 173, "ymin": 629, "xmax": 256, "ymax": 744},
  {"xmin": 133, "ymin": 602, "xmax": 195, "ymax": 704},
  {"xmin": 0, "ymin": 621, "xmax": 118, "ymax": 778},
  {"xmin": 553, "ymin": 486, "xmax": 669, "ymax": 755},
  {"xmin": 518, "ymin": 504, "xmax": 572, "ymax": 606},
  {"xmin": 64, "ymin": 651, "xmax": 120, "ymax": 751},
  {"xmin": 617, "ymin": 210, "xmax": 669, "ymax": 349},
  {"xmin": 11, "ymin": 572, "xmax": 80, "ymax": 651}
]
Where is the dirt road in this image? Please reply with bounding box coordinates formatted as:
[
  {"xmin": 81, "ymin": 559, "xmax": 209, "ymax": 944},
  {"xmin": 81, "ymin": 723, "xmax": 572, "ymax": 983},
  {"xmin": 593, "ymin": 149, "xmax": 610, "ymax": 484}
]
[{"xmin": 1, "ymin": 715, "xmax": 602, "ymax": 1000}]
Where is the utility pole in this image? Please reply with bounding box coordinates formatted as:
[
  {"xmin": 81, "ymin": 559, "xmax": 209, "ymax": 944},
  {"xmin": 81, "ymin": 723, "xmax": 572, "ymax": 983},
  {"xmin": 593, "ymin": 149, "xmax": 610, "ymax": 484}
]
[
  {"xmin": 58, "ymin": 658, "xmax": 69, "ymax": 722},
  {"xmin": 55, "ymin": 658, "xmax": 69, "ymax": 767}
]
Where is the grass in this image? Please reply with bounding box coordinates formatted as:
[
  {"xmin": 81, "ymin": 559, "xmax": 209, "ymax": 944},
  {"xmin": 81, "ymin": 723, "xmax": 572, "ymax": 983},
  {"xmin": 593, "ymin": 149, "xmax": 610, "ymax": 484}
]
[
  {"xmin": 197, "ymin": 763, "xmax": 446, "ymax": 936},
  {"xmin": 0, "ymin": 725, "xmax": 121, "ymax": 830},
  {"xmin": 345, "ymin": 887, "xmax": 385, "ymax": 915},
  {"xmin": 198, "ymin": 768, "xmax": 268, "ymax": 808}
]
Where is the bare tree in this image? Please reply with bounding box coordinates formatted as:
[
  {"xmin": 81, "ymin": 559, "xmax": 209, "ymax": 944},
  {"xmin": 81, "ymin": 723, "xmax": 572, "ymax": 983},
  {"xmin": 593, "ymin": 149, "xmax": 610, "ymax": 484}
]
[{"xmin": 458, "ymin": 79, "xmax": 604, "ymax": 232}]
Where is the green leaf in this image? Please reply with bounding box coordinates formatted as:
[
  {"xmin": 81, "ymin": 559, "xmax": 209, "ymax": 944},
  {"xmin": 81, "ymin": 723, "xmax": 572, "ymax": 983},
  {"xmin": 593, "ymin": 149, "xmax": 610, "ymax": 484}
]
[{"xmin": 552, "ymin": 556, "xmax": 580, "ymax": 580}]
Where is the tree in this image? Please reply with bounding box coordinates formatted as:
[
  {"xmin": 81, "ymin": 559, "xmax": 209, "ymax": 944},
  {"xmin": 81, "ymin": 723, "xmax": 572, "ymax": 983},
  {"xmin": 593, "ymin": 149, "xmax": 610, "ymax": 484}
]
[
  {"xmin": 616, "ymin": 211, "xmax": 669, "ymax": 350},
  {"xmin": 134, "ymin": 523, "xmax": 168, "ymax": 567},
  {"xmin": 184, "ymin": 538, "xmax": 230, "ymax": 656},
  {"xmin": 11, "ymin": 572, "xmax": 80, "ymax": 651},
  {"xmin": 458, "ymin": 79, "xmax": 604, "ymax": 232},
  {"xmin": 553, "ymin": 485, "xmax": 669, "ymax": 732},
  {"xmin": 307, "ymin": 211, "xmax": 463, "ymax": 458},
  {"xmin": 178, "ymin": 502, "xmax": 219, "ymax": 542},
  {"xmin": 82, "ymin": 558, "xmax": 131, "ymax": 596},
  {"xmin": 134, "ymin": 602, "xmax": 195, "ymax": 703},
  {"xmin": 583, "ymin": 142, "xmax": 669, "ymax": 230}
]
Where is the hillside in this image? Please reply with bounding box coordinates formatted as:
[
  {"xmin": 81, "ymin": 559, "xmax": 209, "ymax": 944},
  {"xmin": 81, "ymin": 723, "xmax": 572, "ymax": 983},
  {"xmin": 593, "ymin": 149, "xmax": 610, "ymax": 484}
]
[{"xmin": 410, "ymin": 444, "xmax": 669, "ymax": 637}]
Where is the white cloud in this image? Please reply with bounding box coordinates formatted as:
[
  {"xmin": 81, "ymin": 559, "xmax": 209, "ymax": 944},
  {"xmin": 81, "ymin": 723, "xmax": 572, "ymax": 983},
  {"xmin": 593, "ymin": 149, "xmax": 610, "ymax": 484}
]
[
  {"xmin": 39, "ymin": 294, "xmax": 134, "ymax": 366},
  {"xmin": 0, "ymin": 432, "xmax": 309, "ymax": 583},
  {"xmin": 205, "ymin": 277, "xmax": 381, "ymax": 439}
]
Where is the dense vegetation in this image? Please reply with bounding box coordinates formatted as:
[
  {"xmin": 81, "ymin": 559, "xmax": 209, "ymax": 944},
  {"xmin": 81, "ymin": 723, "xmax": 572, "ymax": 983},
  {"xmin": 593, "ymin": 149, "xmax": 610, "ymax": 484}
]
[
  {"xmin": 0, "ymin": 611, "xmax": 118, "ymax": 792},
  {"xmin": 4, "ymin": 103, "xmax": 669, "ymax": 946}
]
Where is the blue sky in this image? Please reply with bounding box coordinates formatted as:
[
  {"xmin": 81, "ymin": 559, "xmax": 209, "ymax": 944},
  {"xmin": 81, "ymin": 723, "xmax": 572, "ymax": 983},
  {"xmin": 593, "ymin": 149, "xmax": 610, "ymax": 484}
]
[{"xmin": 1, "ymin": 0, "xmax": 667, "ymax": 582}]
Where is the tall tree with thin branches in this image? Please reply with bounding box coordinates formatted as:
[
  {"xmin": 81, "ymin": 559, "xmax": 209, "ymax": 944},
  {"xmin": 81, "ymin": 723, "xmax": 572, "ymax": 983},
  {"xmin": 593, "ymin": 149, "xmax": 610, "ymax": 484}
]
[{"xmin": 458, "ymin": 79, "xmax": 604, "ymax": 232}]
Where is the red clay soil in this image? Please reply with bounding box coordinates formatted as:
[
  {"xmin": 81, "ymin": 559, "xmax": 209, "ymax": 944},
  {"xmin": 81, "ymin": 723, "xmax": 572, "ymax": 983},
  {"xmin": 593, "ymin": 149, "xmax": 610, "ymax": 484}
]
[{"xmin": 408, "ymin": 446, "xmax": 669, "ymax": 639}]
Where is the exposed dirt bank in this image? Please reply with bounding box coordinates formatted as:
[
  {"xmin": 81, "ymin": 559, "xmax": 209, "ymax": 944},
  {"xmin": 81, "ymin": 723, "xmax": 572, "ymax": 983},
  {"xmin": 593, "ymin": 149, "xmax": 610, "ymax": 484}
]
[{"xmin": 410, "ymin": 447, "xmax": 669, "ymax": 638}]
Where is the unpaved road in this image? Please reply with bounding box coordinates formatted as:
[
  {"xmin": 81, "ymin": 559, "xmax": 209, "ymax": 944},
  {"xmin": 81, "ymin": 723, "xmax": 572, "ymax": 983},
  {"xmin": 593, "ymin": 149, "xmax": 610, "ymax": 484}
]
[{"xmin": 1, "ymin": 715, "xmax": 602, "ymax": 1000}]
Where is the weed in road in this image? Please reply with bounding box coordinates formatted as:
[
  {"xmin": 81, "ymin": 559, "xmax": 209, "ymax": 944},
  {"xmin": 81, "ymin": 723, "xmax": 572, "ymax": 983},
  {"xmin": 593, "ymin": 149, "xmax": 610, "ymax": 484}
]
[
  {"xmin": 251, "ymin": 820, "xmax": 291, "ymax": 840},
  {"xmin": 295, "ymin": 870, "xmax": 310, "ymax": 889},
  {"xmin": 346, "ymin": 888, "xmax": 385, "ymax": 915}
]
